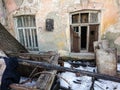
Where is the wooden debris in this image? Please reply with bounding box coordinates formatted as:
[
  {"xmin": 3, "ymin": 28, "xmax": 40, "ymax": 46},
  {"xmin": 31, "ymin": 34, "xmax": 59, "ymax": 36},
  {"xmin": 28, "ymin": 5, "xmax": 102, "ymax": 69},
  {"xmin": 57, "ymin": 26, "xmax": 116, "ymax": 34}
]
[
  {"xmin": 6, "ymin": 52, "xmax": 57, "ymax": 63},
  {"xmin": 18, "ymin": 58, "xmax": 120, "ymax": 83},
  {"xmin": 36, "ymin": 54, "xmax": 59, "ymax": 90},
  {"xmin": 0, "ymin": 23, "xmax": 28, "ymax": 53},
  {"xmin": 8, "ymin": 52, "xmax": 59, "ymax": 90}
]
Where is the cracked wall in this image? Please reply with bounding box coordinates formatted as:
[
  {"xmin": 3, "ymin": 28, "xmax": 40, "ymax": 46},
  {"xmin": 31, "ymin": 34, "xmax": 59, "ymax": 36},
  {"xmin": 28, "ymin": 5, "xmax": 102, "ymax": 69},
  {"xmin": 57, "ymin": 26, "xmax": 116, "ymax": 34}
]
[{"xmin": 1, "ymin": 0, "xmax": 120, "ymax": 55}]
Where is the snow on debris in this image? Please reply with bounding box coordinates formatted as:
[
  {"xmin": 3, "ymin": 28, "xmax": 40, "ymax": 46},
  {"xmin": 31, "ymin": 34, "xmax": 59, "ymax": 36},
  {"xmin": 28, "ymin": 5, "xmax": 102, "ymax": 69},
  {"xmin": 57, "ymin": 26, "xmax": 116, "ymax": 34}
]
[
  {"xmin": 117, "ymin": 64, "xmax": 120, "ymax": 71},
  {"xmin": 94, "ymin": 79, "xmax": 120, "ymax": 90},
  {"xmin": 20, "ymin": 77, "xmax": 36, "ymax": 87},
  {"xmin": 59, "ymin": 62, "xmax": 120, "ymax": 90}
]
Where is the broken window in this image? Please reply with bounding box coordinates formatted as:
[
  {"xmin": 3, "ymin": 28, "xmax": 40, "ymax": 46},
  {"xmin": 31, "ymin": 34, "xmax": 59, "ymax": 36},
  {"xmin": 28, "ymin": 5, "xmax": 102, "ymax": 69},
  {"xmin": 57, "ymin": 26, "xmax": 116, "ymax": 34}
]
[
  {"xmin": 73, "ymin": 26, "xmax": 79, "ymax": 33},
  {"xmin": 72, "ymin": 14, "xmax": 79, "ymax": 23},
  {"xmin": 80, "ymin": 13, "xmax": 89, "ymax": 23},
  {"xmin": 16, "ymin": 15, "xmax": 38, "ymax": 51}
]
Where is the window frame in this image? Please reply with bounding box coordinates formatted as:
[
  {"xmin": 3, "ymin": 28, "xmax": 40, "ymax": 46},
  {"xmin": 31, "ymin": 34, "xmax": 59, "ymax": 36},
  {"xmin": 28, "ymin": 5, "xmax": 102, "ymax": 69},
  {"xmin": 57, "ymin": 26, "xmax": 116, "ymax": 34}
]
[
  {"xmin": 70, "ymin": 10, "xmax": 100, "ymax": 52},
  {"xmin": 14, "ymin": 15, "xmax": 39, "ymax": 51},
  {"xmin": 71, "ymin": 10, "xmax": 100, "ymax": 25}
]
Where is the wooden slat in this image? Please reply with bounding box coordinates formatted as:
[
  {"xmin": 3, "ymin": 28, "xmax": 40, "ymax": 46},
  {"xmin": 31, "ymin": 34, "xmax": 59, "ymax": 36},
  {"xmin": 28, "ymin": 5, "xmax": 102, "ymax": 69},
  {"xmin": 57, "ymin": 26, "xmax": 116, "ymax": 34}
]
[{"xmin": 36, "ymin": 70, "xmax": 57, "ymax": 90}]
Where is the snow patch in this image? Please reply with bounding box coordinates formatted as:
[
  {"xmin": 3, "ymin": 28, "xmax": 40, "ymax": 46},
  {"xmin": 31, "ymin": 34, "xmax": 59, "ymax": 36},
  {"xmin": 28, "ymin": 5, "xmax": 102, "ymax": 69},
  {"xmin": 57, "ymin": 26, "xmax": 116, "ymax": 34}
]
[{"xmin": 60, "ymin": 62, "xmax": 120, "ymax": 90}]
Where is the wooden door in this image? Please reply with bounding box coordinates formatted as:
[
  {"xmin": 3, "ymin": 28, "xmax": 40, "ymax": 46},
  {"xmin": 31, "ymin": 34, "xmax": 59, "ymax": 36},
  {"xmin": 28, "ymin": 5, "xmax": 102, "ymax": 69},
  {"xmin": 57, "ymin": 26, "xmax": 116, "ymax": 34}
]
[
  {"xmin": 89, "ymin": 25, "xmax": 99, "ymax": 52},
  {"xmin": 70, "ymin": 26, "xmax": 80, "ymax": 52}
]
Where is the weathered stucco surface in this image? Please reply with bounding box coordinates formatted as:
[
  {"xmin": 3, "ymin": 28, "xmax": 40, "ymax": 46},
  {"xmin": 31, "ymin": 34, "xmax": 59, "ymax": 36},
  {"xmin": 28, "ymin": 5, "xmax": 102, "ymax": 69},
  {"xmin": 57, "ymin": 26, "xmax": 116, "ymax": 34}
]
[
  {"xmin": 1, "ymin": 0, "xmax": 120, "ymax": 56},
  {"xmin": 0, "ymin": 0, "xmax": 6, "ymax": 25}
]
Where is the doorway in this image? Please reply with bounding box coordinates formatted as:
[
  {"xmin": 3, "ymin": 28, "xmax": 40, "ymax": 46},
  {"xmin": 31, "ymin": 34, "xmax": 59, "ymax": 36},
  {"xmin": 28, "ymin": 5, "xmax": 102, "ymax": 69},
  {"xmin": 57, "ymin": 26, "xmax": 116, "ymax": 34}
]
[
  {"xmin": 81, "ymin": 26, "xmax": 87, "ymax": 51},
  {"xmin": 70, "ymin": 10, "xmax": 100, "ymax": 53}
]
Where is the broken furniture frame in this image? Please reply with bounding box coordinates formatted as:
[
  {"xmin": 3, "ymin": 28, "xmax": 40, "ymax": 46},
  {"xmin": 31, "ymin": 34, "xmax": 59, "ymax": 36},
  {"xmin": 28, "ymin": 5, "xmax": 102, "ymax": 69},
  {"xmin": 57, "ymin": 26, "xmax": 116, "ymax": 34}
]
[{"xmin": 6, "ymin": 52, "xmax": 59, "ymax": 90}]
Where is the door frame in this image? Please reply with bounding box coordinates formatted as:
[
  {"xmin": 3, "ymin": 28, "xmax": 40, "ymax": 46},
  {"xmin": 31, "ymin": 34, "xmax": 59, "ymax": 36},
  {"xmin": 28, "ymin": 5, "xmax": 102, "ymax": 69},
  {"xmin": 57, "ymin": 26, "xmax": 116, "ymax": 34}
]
[
  {"xmin": 80, "ymin": 25, "xmax": 89, "ymax": 52},
  {"xmin": 70, "ymin": 10, "xmax": 101, "ymax": 53}
]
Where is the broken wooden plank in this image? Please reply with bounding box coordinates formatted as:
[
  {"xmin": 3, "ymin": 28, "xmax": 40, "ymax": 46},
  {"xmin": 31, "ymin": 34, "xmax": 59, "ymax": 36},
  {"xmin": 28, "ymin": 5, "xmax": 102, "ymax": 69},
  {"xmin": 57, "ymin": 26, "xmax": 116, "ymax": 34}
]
[
  {"xmin": 6, "ymin": 52, "xmax": 57, "ymax": 63},
  {"xmin": 18, "ymin": 58, "xmax": 120, "ymax": 83},
  {"xmin": 0, "ymin": 23, "xmax": 28, "ymax": 53},
  {"xmin": 36, "ymin": 70, "xmax": 57, "ymax": 90}
]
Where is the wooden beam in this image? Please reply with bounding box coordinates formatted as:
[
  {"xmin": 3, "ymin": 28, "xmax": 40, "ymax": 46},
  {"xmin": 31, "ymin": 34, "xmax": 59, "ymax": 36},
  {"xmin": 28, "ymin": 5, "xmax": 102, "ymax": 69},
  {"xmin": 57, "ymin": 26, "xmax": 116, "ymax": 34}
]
[
  {"xmin": 7, "ymin": 52, "xmax": 58, "ymax": 63},
  {"xmin": 18, "ymin": 58, "xmax": 120, "ymax": 83},
  {"xmin": 0, "ymin": 23, "xmax": 28, "ymax": 53}
]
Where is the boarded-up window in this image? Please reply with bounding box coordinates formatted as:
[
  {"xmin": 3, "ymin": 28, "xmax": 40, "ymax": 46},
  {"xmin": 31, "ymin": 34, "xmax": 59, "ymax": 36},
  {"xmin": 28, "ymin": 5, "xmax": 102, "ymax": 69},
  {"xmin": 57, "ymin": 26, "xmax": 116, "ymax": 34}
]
[{"xmin": 16, "ymin": 15, "xmax": 38, "ymax": 51}]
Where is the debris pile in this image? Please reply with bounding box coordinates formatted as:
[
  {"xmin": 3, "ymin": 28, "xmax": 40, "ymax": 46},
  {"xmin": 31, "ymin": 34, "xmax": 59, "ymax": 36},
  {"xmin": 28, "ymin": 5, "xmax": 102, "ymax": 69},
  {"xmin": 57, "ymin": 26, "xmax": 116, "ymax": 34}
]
[{"xmin": 59, "ymin": 61, "xmax": 120, "ymax": 90}]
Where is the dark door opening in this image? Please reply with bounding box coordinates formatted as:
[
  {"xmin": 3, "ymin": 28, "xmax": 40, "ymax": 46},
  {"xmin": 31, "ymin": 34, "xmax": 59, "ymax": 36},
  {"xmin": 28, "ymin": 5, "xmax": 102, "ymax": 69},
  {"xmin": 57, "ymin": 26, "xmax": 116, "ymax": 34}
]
[{"xmin": 81, "ymin": 26, "xmax": 87, "ymax": 50}]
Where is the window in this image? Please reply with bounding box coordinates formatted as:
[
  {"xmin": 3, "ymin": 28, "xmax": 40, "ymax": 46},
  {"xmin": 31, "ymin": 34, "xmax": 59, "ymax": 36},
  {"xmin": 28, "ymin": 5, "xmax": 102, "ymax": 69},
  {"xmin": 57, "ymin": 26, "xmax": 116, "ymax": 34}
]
[
  {"xmin": 72, "ymin": 14, "xmax": 79, "ymax": 23},
  {"xmin": 15, "ymin": 15, "xmax": 38, "ymax": 51},
  {"xmin": 90, "ymin": 13, "xmax": 98, "ymax": 23},
  {"xmin": 70, "ymin": 10, "xmax": 100, "ymax": 52},
  {"xmin": 80, "ymin": 13, "xmax": 89, "ymax": 23},
  {"xmin": 71, "ymin": 11, "xmax": 99, "ymax": 24}
]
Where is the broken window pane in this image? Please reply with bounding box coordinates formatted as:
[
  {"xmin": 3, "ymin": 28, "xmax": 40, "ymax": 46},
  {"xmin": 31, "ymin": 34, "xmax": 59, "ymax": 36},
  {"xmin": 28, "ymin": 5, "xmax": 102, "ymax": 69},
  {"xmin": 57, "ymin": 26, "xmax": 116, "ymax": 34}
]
[
  {"xmin": 80, "ymin": 13, "xmax": 89, "ymax": 23},
  {"xmin": 90, "ymin": 13, "xmax": 98, "ymax": 23},
  {"xmin": 72, "ymin": 14, "xmax": 79, "ymax": 23},
  {"xmin": 73, "ymin": 26, "xmax": 79, "ymax": 32}
]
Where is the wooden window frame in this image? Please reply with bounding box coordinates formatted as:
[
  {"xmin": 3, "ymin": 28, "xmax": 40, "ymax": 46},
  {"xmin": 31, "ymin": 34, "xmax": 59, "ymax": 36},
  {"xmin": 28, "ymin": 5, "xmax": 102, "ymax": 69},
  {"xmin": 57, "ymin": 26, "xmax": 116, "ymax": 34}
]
[
  {"xmin": 70, "ymin": 10, "xmax": 100, "ymax": 52},
  {"xmin": 14, "ymin": 15, "xmax": 39, "ymax": 51}
]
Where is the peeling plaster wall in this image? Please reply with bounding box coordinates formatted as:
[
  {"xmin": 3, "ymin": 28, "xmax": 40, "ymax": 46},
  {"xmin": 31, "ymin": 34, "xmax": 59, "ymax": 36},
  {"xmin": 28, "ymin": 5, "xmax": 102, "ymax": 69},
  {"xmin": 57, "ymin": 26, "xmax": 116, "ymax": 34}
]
[
  {"xmin": 3, "ymin": 0, "xmax": 120, "ymax": 55},
  {"xmin": 102, "ymin": 0, "xmax": 120, "ymax": 55},
  {"xmin": 0, "ymin": 0, "xmax": 6, "ymax": 25}
]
